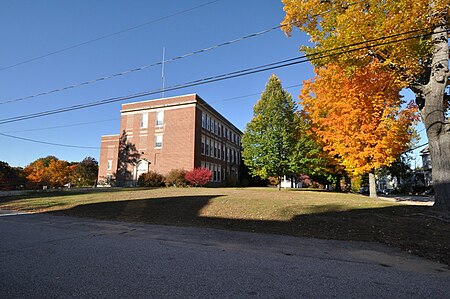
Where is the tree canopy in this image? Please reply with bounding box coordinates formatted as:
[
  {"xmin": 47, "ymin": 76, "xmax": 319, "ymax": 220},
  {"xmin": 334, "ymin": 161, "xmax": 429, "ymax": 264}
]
[
  {"xmin": 282, "ymin": 0, "xmax": 450, "ymax": 207},
  {"xmin": 242, "ymin": 75, "xmax": 323, "ymax": 187},
  {"xmin": 300, "ymin": 61, "xmax": 418, "ymax": 176}
]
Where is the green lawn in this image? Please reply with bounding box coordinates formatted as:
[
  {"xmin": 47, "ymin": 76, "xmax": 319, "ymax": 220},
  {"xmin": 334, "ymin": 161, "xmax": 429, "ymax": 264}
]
[{"xmin": 1, "ymin": 187, "xmax": 449, "ymax": 265}]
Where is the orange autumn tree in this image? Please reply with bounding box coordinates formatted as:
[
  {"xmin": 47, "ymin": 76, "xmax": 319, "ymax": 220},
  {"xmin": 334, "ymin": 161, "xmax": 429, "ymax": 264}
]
[
  {"xmin": 46, "ymin": 159, "xmax": 70, "ymax": 187},
  {"xmin": 24, "ymin": 159, "xmax": 48, "ymax": 189},
  {"xmin": 300, "ymin": 62, "xmax": 418, "ymax": 196},
  {"xmin": 281, "ymin": 0, "xmax": 450, "ymax": 209}
]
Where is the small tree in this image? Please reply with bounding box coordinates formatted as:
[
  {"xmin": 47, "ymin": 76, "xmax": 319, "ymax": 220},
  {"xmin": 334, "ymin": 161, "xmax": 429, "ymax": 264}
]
[
  {"xmin": 164, "ymin": 169, "xmax": 188, "ymax": 187},
  {"xmin": 185, "ymin": 168, "xmax": 212, "ymax": 187},
  {"xmin": 116, "ymin": 130, "xmax": 140, "ymax": 186},
  {"xmin": 72, "ymin": 157, "xmax": 98, "ymax": 187},
  {"xmin": 46, "ymin": 160, "xmax": 70, "ymax": 187}
]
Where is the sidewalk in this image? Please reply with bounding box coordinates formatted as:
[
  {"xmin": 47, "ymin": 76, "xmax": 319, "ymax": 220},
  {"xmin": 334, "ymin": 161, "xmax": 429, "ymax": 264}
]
[{"xmin": 378, "ymin": 194, "xmax": 434, "ymax": 206}]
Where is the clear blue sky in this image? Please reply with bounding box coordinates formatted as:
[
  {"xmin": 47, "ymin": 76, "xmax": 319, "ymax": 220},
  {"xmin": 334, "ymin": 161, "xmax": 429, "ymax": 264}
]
[{"xmin": 0, "ymin": 0, "xmax": 426, "ymax": 168}]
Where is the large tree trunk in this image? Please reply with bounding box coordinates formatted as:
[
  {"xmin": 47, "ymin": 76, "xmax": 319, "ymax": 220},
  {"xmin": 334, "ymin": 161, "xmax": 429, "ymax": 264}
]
[
  {"xmin": 369, "ymin": 172, "xmax": 377, "ymax": 198},
  {"xmin": 416, "ymin": 21, "xmax": 450, "ymax": 211}
]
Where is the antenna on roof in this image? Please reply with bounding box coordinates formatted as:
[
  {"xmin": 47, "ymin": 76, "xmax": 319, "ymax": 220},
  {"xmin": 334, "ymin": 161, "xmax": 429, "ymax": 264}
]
[{"xmin": 161, "ymin": 46, "xmax": 165, "ymax": 99}]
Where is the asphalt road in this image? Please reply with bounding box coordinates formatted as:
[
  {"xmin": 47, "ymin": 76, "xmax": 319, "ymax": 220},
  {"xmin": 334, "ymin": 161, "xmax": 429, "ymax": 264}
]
[{"xmin": 0, "ymin": 212, "xmax": 449, "ymax": 298}]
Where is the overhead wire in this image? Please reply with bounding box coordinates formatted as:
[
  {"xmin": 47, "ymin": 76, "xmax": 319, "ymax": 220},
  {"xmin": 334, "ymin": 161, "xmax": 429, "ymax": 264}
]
[
  {"xmin": 0, "ymin": 0, "xmax": 221, "ymax": 72},
  {"xmin": 0, "ymin": 0, "xmax": 365, "ymax": 106},
  {"xmin": 0, "ymin": 25, "xmax": 441, "ymax": 149},
  {"xmin": 0, "ymin": 132, "xmax": 100, "ymax": 149},
  {"xmin": 0, "ymin": 25, "xmax": 441, "ymax": 126}
]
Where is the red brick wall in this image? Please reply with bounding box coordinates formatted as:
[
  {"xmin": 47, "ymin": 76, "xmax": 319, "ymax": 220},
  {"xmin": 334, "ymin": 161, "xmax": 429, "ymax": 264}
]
[{"xmin": 98, "ymin": 135, "xmax": 119, "ymax": 182}]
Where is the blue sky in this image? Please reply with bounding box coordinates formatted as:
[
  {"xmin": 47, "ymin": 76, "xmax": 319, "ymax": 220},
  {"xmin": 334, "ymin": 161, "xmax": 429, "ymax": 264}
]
[{"xmin": 0, "ymin": 0, "xmax": 426, "ymax": 168}]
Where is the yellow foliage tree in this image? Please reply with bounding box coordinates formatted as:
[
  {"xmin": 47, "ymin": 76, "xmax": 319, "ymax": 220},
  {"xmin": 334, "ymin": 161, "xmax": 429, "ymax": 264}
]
[
  {"xmin": 46, "ymin": 160, "xmax": 70, "ymax": 187},
  {"xmin": 282, "ymin": 0, "xmax": 450, "ymax": 208},
  {"xmin": 300, "ymin": 62, "xmax": 418, "ymax": 192}
]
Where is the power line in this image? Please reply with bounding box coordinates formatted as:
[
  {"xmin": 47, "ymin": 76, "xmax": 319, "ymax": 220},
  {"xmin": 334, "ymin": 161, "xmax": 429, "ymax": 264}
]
[
  {"xmin": 0, "ymin": 84, "xmax": 301, "ymax": 149},
  {"xmin": 406, "ymin": 142, "xmax": 428, "ymax": 152},
  {"xmin": 0, "ymin": 26, "xmax": 442, "ymax": 125},
  {"xmin": 0, "ymin": 132, "xmax": 100, "ymax": 149},
  {"xmin": 0, "ymin": 0, "xmax": 221, "ymax": 72},
  {"xmin": 0, "ymin": 25, "xmax": 284, "ymax": 106},
  {"xmin": 0, "ymin": 0, "xmax": 365, "ymax": 106},
  {"xmin": 0, "ymin": 118, "xmax": 118, "ymax": 134},
  {"xmin": 0, "ymin": 26, "xmax": 281, "ymax": 105}
]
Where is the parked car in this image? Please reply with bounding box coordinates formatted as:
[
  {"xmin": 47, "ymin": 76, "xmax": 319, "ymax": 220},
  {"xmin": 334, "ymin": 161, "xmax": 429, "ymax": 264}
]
[{"xmin": 359, "ymin": 186, "xmax": 369, "ymax": 195}]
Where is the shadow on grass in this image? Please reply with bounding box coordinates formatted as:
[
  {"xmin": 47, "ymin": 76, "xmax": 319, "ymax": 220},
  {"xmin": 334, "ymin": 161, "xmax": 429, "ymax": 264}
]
[
  {"xmin": 49, "ymin": 195, "xmax": 450, "ymax": 265},
  {"xmin": 0, "ymin": 187, "xmax": 137, "ymax": 204}
]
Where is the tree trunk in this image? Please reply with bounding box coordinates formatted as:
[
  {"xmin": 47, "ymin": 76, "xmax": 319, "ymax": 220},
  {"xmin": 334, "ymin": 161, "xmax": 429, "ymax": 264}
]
[
  {"xmin": 417, "ymin": 22, "xmax": 450, "ymax": 211},
  {"xmin": 335, "ymin": 174, "xmax": 342, "ymax": 192},
  {"xmin": 369, "ymin": 172, "xmax": 377, "ymax": 198},
  {"xmin": 278, "ymin": 176, "xmax": 282, "ymax": 191}
]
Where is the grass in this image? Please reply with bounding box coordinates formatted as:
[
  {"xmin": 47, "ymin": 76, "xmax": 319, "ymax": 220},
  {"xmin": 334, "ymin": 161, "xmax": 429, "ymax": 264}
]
[{"xmin": 1, "ymin": 187, "xmax": 449, "ymax": 266}]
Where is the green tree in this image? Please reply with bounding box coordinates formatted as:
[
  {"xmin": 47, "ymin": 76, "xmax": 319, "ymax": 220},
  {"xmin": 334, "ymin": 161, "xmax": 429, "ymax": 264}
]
[
  {"xmin": 71, "ymin": 157, "xmax": 99, "ymax": 187},
  {"xmin": 281, "ymin": 0, "xmax": 450, "ymax": 210},
  {"xmin": 242, "ymin": 75, "xmax": 322, "ymax": 189}
]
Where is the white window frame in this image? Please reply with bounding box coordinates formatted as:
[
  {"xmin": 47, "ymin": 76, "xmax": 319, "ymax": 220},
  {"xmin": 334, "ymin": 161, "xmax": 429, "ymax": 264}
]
[
  {"xmin": 156, "ymin": 111, "xmax": 164, "ymax": 126},
  {"xmin": 141, "ymin": 112, "xmax": 148, "ymax": 129},
  {"xmin": 107, "ymin": 160, "xmax": 112, "ymax": 170},
  {"xmin": 155, "ymin": 134, "xmax": 163, "ymax": 148}
]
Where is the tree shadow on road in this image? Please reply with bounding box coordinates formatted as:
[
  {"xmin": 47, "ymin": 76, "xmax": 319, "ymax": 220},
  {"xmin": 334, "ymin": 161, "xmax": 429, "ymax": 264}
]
[{"xmin": 48, "ymin": 194, "xmax": 450, "ymax": 266}]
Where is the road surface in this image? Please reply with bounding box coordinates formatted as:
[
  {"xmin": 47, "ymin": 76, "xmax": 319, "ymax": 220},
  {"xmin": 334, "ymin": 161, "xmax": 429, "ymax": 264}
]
[{"xmin": 1, "ymin": 212, "xmax": 449, "ymax": 298}]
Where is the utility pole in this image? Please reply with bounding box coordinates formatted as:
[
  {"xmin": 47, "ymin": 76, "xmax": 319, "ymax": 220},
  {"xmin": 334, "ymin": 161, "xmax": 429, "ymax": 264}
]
[{"xmin": 161, "ymin": 46, "xmax": 165, "ymax": 99}]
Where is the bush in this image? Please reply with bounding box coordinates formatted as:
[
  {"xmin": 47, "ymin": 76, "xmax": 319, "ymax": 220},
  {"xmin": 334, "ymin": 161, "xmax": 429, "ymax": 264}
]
[
  {"xmin": 164, "ymin": 169, "xmax": 188, "ymax": 187},
  {"xmin": 185, "ymin": 168, "xmax": 212, "ymax": 187},
  {"xmin": 137, "ymin": 171, "xmax": 165, "ymax": 187}
]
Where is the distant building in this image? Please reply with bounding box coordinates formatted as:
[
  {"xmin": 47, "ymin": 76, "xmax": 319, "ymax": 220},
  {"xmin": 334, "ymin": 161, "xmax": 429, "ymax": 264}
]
[
  {"xmin": 419, "ymin": 146, "xmax": 432, "ymax": 186},
  {"xmin": 98, "ymin": 94, "xmax": 243, "ymax": 186}
]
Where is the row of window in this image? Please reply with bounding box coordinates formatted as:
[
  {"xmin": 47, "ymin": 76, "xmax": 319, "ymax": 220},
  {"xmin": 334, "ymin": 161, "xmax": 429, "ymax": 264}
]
[
  {"xmin": 140, "ymin": 111, "xmax": 164, "ymax": 129},
  {"xmin": 201, "ymin": 161, "xmax": 223, "ymax": 182},
  {"xmin": 201, "ymin": 135, "xmax": 240, "ymax": 164},
  {"xmin": 201, "ymin": 112, "xmax": 240, "ymax": 145}
]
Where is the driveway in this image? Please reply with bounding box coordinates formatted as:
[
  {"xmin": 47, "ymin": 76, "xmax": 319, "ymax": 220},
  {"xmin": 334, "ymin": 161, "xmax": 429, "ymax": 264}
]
[{"xmin": 0, "ymin": 213, "xmax": 449, "ymax": 298}]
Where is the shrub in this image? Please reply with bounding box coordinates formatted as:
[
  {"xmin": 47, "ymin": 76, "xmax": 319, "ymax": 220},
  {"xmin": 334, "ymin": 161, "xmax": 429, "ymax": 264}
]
[
  {"xmin": 164, "ymin": 169, "xmax": 188, "ymax": 187},
  {"xmin": 185, "ymin": 168, "xmax": 212, "ymax": 187},
  {"xmin": 137, "ymin": 171, "xmax": 165, "ymax": 187}
]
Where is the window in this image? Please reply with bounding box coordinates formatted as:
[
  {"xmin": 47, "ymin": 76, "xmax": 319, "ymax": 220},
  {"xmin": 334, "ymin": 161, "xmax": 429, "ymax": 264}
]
[
  {"xmin": 140, "ymin": 112, "xmax": 148, "ymax": 128},
  {"xmin": 218, "ymin": 165, "xmax": 221, "ymax": 181},
  {"xmin": 201, "ymin": 136, "xmax": 205, "ymax": 155},
  {"xmin": 206, "ymin": 115, "xmax": 210, "ymax": 131},
  {"xmin": 156, "ymin": 111, "xmax": 164, "ymax": 126},
  {"xmin": 218, "ymin": 124, "xmax": 221, "ymax": 137},
  {"xmin": 218, "ymin": 144, "xmax": 221, "ymax": 159},
  {"xmin": 227, "ymin": 147, "xmax": 230, "ymax": 162},
  {"xmin": 155, "ymin": 135, "xmax": 163, "ymax": 148},
  {"xmin": 107, "ymin": 160, "xmax": 112, "ymax": 170},
  {"xmin": 206, "ymin": 138, "xmax": 210, "ymax": 156},
  {"xmin": 202, "ymin": 113, "xmax": 206, "ymax": 128}
]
